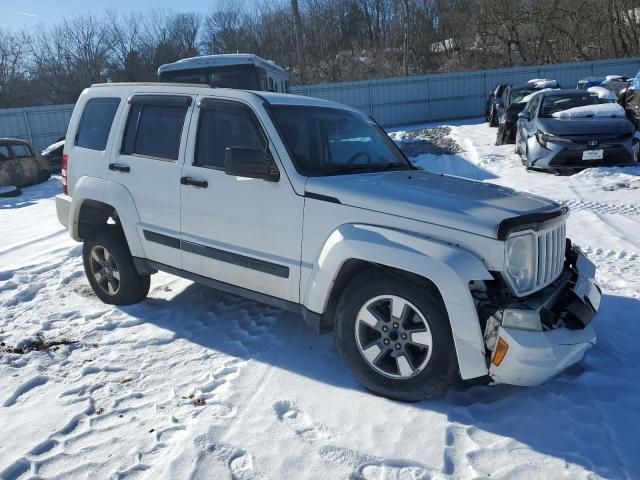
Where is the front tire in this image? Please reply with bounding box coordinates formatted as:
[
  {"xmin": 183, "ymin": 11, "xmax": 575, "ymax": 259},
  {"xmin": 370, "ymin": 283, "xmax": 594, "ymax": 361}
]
[
  {"xmin": 83, "ymin": 225, "xmax": 150, "ymax": 305},
  {"xmin": 334, "ymin": 270, "xmax": 458, "ymax": 401}
]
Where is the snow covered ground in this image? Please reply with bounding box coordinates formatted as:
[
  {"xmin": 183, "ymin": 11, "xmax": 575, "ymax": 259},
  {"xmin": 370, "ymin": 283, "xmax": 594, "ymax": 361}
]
[{"xmin": 1, "ymin": 119, "xmax": 639, "ymax": 480}]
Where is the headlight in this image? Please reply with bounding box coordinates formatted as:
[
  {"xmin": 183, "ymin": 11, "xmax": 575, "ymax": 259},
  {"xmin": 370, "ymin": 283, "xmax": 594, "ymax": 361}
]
[
  {"xmin": 504, "ymin": 232, "xmax": 536, "ymax": 295},
  {"xmin": 539, "ymin": 132, "xmax": 572, "ymax": 145},
  {"xmin": 502, "ymin": 308, "xmax": 542, "ymax": 331}
]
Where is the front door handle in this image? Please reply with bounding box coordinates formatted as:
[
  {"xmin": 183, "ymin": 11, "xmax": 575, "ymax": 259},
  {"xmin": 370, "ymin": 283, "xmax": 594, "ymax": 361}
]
[
  {"xmin": 180, "ymin": 176, "xmax": 208, "ymax": 188},
  {"xmin": 109, "ymin": 163, "xmax": 130, "ymax": 173}
]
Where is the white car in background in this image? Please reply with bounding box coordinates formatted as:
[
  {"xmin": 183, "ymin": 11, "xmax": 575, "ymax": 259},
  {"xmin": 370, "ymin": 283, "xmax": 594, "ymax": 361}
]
[{"xmin": 55, "ymin": 83, "xmax": 600, "ymax": 400}]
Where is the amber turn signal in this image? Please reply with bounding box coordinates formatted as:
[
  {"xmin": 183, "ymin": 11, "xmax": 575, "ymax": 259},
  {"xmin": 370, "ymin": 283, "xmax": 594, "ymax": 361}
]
[{"xmin": 492, "ymin": 338, "xmax": 509, "ymax": 366}]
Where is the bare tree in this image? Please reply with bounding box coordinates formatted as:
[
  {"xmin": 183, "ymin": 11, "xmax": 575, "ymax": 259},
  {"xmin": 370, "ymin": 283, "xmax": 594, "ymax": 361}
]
[{"xmin": 0, "ymin": 29, "xmax": 31, "ymax": 107}]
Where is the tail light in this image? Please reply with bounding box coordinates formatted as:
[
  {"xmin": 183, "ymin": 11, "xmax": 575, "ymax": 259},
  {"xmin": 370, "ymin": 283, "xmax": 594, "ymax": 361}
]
[{"xmin": 61, "ymin": 153, "xmax": 68, "ymax": 195}]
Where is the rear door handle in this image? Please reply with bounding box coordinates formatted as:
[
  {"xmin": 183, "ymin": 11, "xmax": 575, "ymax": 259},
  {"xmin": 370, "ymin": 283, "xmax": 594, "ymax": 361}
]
[
  {"xmin": 180, "ymin": 177, "xmax": 208, "ymax": 188},
  {"xmin": 109, "ymin": 163, "xmax": 130, "ymax": 173}
]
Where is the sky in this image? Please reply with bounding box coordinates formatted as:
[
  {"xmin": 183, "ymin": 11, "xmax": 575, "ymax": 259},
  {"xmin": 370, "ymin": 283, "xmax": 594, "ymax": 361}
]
[{"xmin": 0, "ymin": 0, "xmax": 227, "ymax": 30}]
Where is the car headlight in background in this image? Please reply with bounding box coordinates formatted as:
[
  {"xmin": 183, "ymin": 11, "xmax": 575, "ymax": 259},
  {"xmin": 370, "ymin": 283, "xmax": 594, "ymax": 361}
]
[
  {"xmin": 504, "ymin": 231, "xmax": 537, "ymax": 295},
  {"xmin": 537, "ymin": 130, "xmax": 572, "ymax": 147}
]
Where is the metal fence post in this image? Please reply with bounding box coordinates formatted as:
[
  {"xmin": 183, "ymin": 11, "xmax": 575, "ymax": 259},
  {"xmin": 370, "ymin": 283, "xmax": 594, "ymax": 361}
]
[
  {"xmin": 368, "ymin": 82, "xmax": 373, "ymax": 117},
  {"xmin": 23, "ymin": 111, "xmax": 34, "ymax": 145},
  {"xmin": 427, "ymin": 78, "xmax": 432, "ymax": 123}
]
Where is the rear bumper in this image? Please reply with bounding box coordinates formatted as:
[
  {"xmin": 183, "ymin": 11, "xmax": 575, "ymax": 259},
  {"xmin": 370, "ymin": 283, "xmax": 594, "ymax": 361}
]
[
  {"xmin": 489, "ymin": 247, "xmax": 599, "ymax": 386},
  {"xmin": 55, "ymin": 193, "xmax": 71, "ymax": 229}
]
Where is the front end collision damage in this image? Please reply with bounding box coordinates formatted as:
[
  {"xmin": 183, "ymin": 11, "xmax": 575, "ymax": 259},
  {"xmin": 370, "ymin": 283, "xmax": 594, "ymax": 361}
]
[{"xmin": 476, "ymin": 242, "xmax": 599, "ymax": 386}]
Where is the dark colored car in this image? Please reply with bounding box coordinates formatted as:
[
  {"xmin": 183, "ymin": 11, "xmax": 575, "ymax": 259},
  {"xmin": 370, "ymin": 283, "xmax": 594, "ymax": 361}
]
[
  {"xmin": 515, "ymin": 90, "xmax": 638, "ymax": 171},
  {"xmin": 485, "ymin": 83, "xmax": 509, "ymax": 127},
  {"xmin": 41, "ymin": 137, "xmax": 65, "ymax": 173},
  {"xmin": 495, "ymin": 81, "xmax": 559, "ymax": 145},
  {"xmin": 0, "ymin": 138, "xmax": 50, "ymax": 188}
]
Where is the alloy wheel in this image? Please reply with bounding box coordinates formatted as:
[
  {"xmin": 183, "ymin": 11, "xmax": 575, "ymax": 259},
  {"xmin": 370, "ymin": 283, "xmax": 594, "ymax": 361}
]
[
  {"xmin": 89, "ymin": 245, "xmax": 121, "ymax": 295},
  {"xmin": 355, "ymin": 295, "xmax": 433, "ymax": 379}
]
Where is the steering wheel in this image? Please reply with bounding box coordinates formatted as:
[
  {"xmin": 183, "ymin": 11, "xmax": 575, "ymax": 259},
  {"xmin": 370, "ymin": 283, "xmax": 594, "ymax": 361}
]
[{"xmin": 346, "ymin": 151, "xmax": 373, "ymax": 165}]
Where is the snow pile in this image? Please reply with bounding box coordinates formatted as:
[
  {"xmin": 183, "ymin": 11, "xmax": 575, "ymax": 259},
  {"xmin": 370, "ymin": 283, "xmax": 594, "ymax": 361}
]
[
  {"xmin": 587, "ymin": 86, "xmax": 618, "ymax": 101},
  {"xmin": 552, "ymin": 103, "xmax": 626, "ymax": 118}
]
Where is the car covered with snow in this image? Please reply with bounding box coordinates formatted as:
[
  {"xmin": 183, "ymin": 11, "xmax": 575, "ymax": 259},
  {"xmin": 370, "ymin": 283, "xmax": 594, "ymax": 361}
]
[
  {"xmin": 41, "ymin": 137, "xmax": 65, "ymax": 173},
  {"xmin": 0, "ymin": 138, "xmax": 50, "ymax": 189},
  {"xmin": 600, "ymin": 75, "xmax": 633, "ymax": 96},
  {"xmin": 515, "ymin": 90, "xmax": 638, "ymax": 171},
  {"xmin": 576, "ymin": 76, "xmax": 605, "ymax": 90},
  {"xmin": 55, "ymin": 83, "xmax": 600, "ymax": 401}
]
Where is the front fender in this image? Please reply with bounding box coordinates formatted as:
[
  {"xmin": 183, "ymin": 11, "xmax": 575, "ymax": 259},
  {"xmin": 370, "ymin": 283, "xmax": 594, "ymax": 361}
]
[
  {"xmin": 303, "ymin": 224, "xmax": 494, "ymax": 380},
  {"xmin": 68, "ymin": 177, "xmax": 145, "ymax": 258}
]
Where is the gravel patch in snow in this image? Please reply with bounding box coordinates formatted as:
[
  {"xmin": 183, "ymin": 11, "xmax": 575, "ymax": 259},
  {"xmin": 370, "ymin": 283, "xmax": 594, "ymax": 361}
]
[{"xmin": 391, "ymin": 126, "xmax": 464, "ymax": 156}]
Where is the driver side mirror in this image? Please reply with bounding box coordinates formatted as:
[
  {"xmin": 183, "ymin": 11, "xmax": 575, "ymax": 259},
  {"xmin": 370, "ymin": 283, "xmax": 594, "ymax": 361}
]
[
  {"xmin": 518, "ymin": 111, "xmax": 530, "ymax": 121},
  {"xmin": 224, "ymin": 147, "xmax": 279, "ymax": 182}
]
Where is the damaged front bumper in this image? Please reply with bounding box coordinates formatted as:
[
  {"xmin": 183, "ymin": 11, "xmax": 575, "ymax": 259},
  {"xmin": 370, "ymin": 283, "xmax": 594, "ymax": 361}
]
[{"xmin": 488, "ymin": 246, "xmax": 599, "ymax": 386}]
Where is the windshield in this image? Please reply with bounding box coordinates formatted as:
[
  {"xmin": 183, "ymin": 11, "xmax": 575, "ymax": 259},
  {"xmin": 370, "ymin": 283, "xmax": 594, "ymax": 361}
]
[
  {"xmin": 539, "ymin": 94, "xmax": 607, "ymax": 117},
  {"xmin": 510, "ymin": 89, "xmax": 536, "ymax": 104},
  {"xmin": 271, "ymin": 105, "xmax": 412, "ymax": 176}
]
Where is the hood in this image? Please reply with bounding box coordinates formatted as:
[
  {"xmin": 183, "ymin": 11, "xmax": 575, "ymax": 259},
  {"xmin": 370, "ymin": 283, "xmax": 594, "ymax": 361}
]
[
  {"xmin": 305, "ymin": 170, "xmax": 559, "ymax": 239},
  {"xmin": 537, "ymin": 117, "xmax": 634, "ymax": 136}
]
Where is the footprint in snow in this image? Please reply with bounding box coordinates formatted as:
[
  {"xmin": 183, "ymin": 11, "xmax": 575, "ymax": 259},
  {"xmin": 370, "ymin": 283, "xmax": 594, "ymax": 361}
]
[
  {"xmin": 193, "ymin": 440, "xmax": 266, "ymax": 480},
  {"xmin": 273, "ymin": 400, "xmax": 336, "ymax": 442},
  {"xmin": 319, "ymin": 445, "xmax": 441, "ymax": 480}
]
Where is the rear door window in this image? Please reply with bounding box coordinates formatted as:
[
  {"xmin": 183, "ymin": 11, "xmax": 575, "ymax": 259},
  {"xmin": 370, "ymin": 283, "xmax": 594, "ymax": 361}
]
[
  {"xmin": 75, "ymin": 98, "xmax": 121, "ymax": 151},
  {"xmin": 121, "ymin": 98, "xmax": 190, "ymax": 161},
  {"xmin": 122, "ymin": 95, "xmax": 191, "ymax": 161}
]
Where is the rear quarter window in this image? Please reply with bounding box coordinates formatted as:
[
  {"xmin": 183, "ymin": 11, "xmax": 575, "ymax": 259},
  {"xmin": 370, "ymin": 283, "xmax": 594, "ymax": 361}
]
[{"xmin": 75, "ymin": 97, "xmax": 121, "ymax": 151}]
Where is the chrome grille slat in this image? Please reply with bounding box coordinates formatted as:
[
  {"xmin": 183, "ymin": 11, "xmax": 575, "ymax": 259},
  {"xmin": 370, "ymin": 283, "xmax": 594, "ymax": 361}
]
[{"xmin": 532, "ymin": 222, "xmax": 566, "ymax": 292}]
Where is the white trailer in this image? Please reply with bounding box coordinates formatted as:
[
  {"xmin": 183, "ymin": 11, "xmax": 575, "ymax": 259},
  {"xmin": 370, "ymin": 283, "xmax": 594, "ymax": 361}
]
[{"xmin": 158, "ymin": 54, "xmax": 289, "ymax": 93}]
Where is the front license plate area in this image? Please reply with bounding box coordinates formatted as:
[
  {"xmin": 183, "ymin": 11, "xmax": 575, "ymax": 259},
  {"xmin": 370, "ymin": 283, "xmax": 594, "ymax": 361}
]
[{"xmin": 582, "ymin": 149, "xmax": 603, "ymax": 160}]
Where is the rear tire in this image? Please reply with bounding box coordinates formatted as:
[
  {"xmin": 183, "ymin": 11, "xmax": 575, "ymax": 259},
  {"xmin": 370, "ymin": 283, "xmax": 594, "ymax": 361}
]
[
  {"xmin": 489, "ymin": 110, "xmax": 498, "ymax": 127},
  {"xmin": 83, "ymin": 225, "xmax": 150, "ymax": 305},
  {"xmin": 38, "ymin": 169, "xmax": 51, "ymax": 183},
  {"xmin": 334, "ymin": 270, "xmax": 458, "ymax": 401}
]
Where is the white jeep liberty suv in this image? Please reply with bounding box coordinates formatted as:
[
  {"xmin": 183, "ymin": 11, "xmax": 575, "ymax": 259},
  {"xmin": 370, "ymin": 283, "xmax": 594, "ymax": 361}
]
[{"xmin": 55, "ymin": 83, "xmax": 600, "ymax": 401}]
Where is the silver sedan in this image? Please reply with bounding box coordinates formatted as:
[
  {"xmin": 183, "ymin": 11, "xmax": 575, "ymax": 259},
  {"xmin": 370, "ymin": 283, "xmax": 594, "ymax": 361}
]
[{"xmin": 515, "ymin": 90, "xmax": 639, "ymax": 171}]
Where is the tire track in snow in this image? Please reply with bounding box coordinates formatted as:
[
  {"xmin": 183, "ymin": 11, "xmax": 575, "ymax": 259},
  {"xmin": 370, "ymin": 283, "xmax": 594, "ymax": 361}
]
[
  {"xmin": 559, "ymin": 199, "xmax": 640, "ymax": 216},
  {"xmin": 583, "ymin": 246, "xmax": 640, "ymax": 296}
]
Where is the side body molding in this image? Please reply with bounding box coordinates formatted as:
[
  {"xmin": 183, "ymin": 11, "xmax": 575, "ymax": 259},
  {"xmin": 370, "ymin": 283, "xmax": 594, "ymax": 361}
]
[
  {"xmin": 67, "ymin": 176, "xmax": 145, "ymax": 258},
  {"xmin": 303, "ymin": 224, "xmax": 494, "ymax": 380}
]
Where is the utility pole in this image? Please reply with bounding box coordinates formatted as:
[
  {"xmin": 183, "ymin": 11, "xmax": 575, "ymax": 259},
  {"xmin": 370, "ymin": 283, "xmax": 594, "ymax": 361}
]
[{"xmin": 291, "ymin": 0, "xmax": 306, "ymax": 83}]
